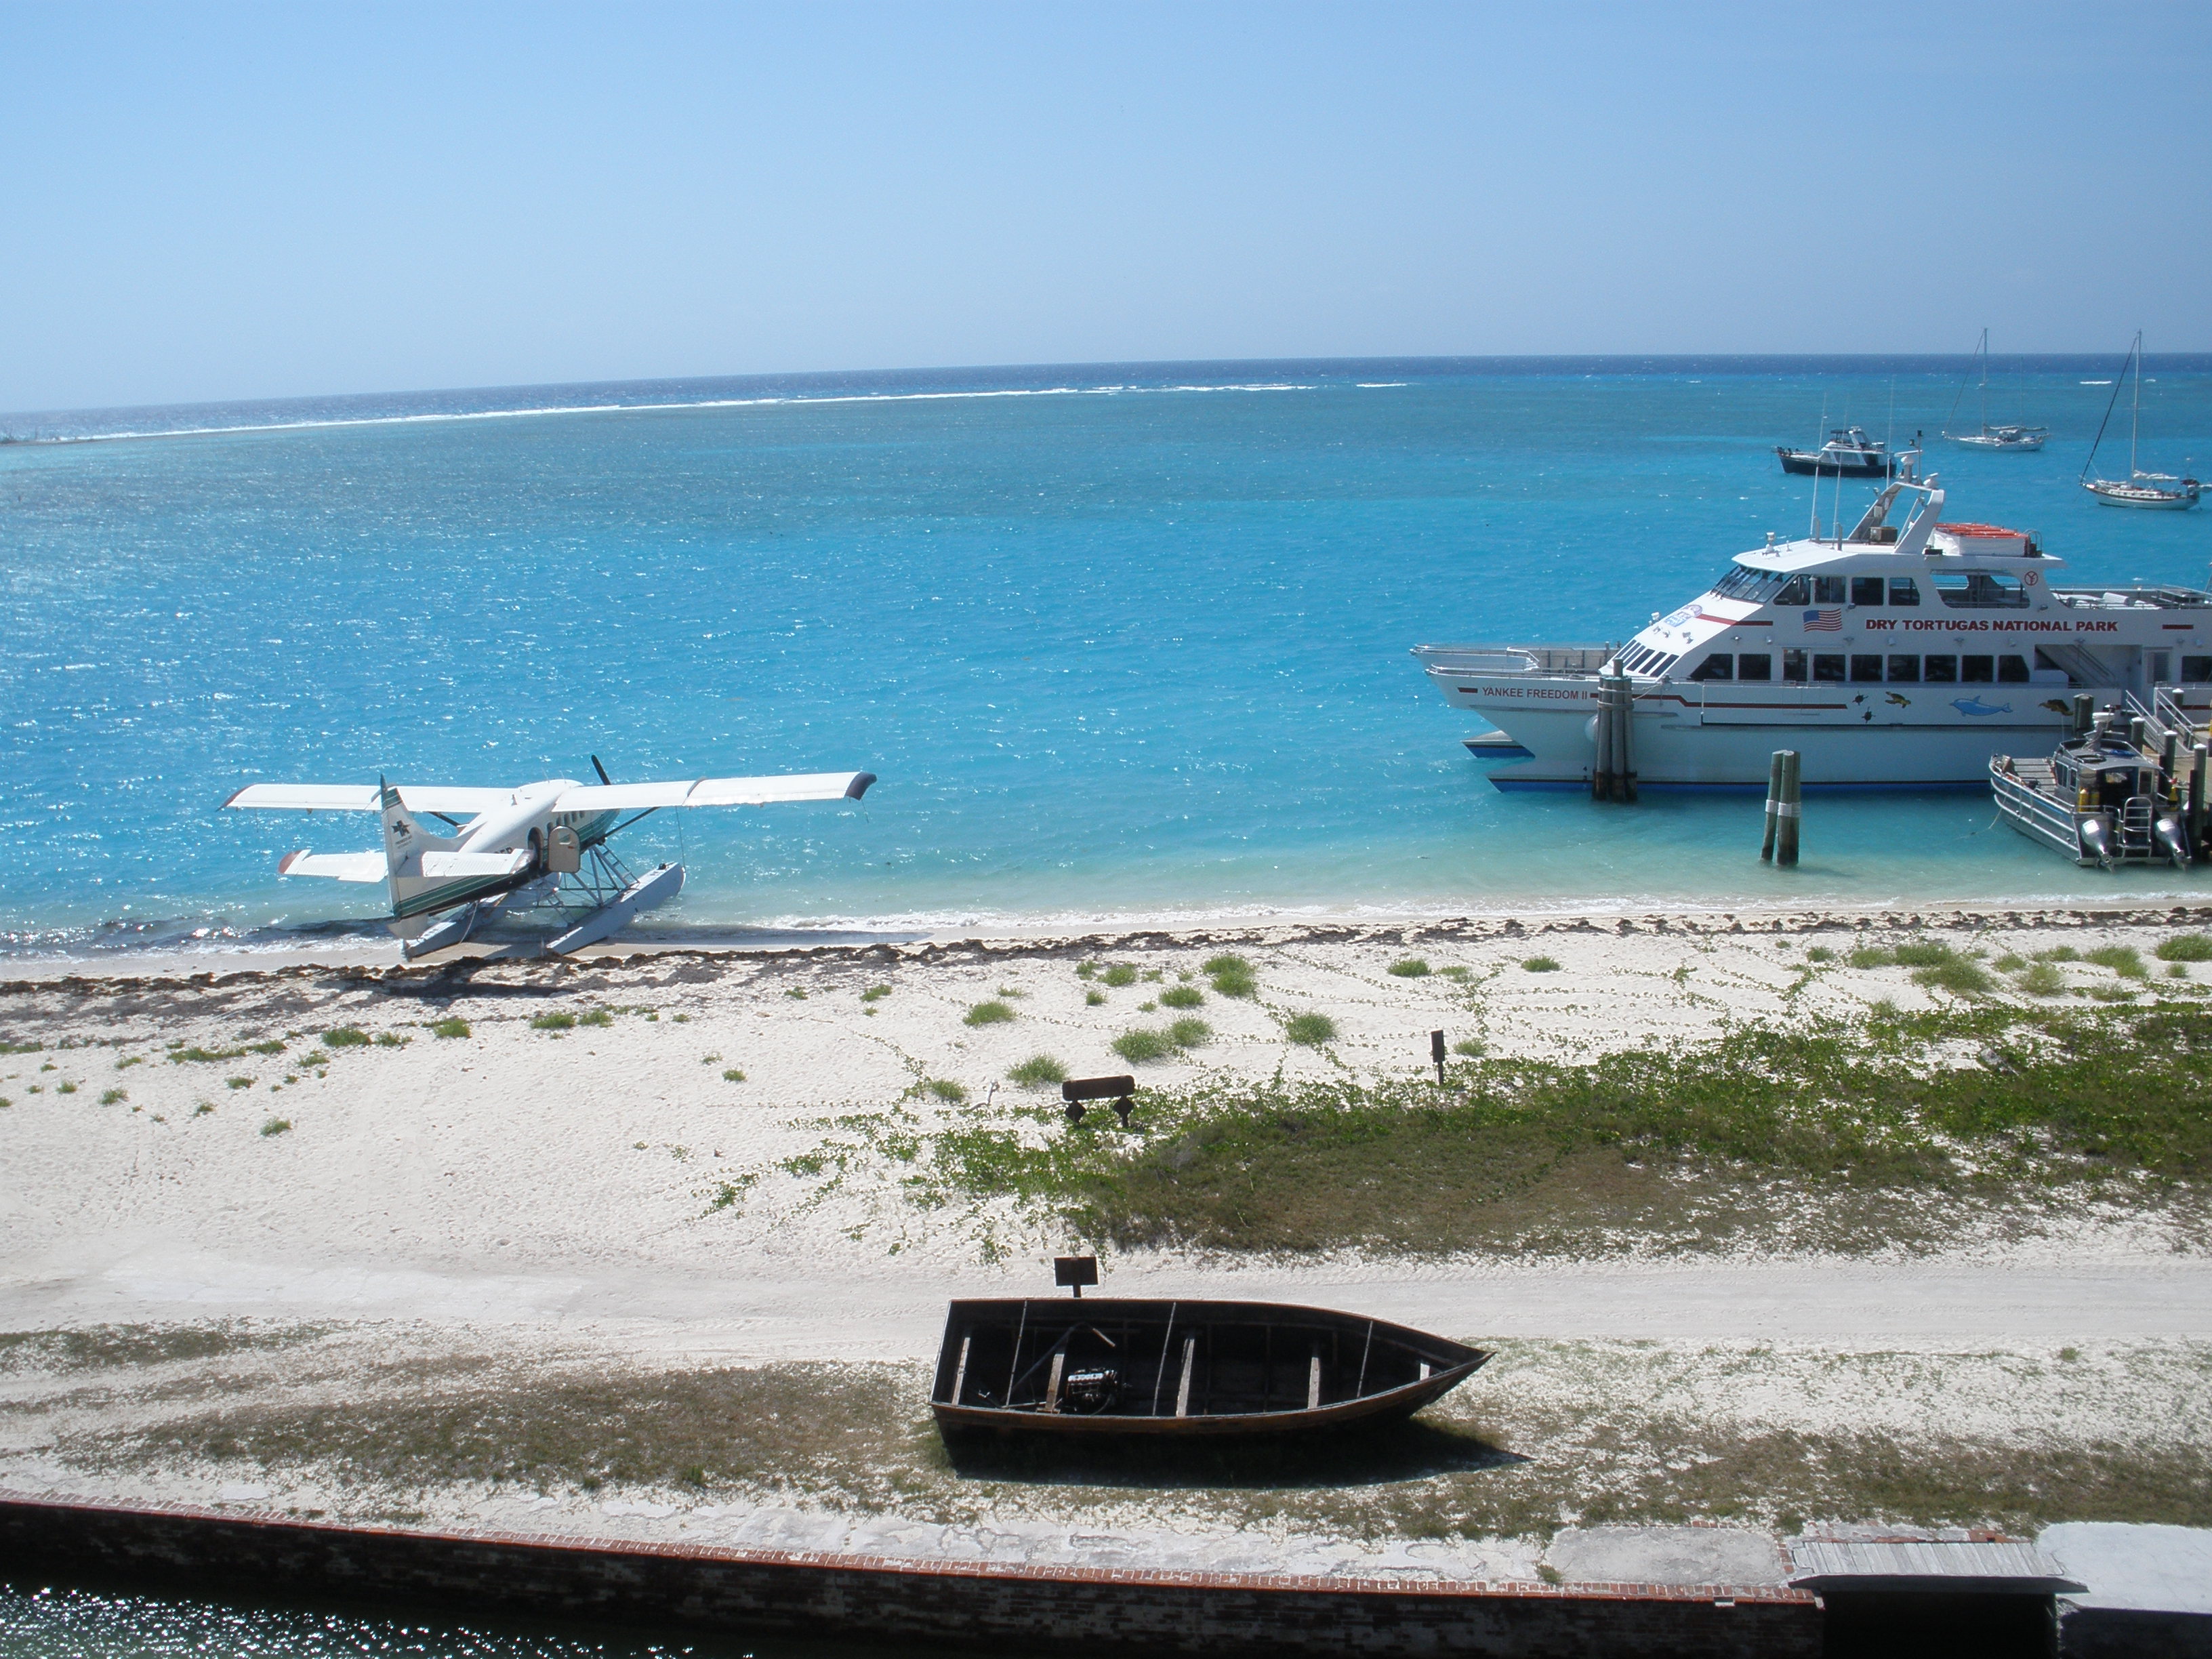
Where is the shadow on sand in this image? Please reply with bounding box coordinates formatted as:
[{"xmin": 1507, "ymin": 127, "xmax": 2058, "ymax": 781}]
[{"xmin": 940, "ymin": 1416, "xmax": 1526, "ymax": 1490}]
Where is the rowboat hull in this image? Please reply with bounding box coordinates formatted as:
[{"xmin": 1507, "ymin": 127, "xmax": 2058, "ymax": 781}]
[{"xmin": 930, "ymin": 1298, "xmax": 1488, "ymax": 1440}]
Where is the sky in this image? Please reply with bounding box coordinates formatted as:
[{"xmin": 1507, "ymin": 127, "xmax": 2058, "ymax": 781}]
[{"xmin": 5, "ymin": 1, "xmax": 2209, "ymax": 413}]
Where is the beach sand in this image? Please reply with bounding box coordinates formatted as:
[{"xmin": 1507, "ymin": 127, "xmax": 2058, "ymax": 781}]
[{"xmin": 3, "ymin": 905, "xmax": 2209, "ymax": 1576}]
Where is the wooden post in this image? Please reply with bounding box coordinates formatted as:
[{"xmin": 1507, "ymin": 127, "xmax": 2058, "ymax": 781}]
[
  {"xmin": 1761, "ymin": 750, "xmax": 1785, "ymax": 862},
  {"xmin": 1776, "ymin": 750, "xmax": 1801, "ymax": 867},
  {"xmin": 2192, "ymin": 743, "xmax": 2209, "ymax": 856},
  {"xmin": 1618, "ymin": 674, "xmax": 1638, "ymax": 802},
  {"xmin": 1591, "ymin": 676, "xmax": 1613, "ymax": 800}
]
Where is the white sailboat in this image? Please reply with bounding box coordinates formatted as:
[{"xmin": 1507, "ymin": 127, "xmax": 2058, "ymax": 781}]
[
  {"xmin": 2083, "ymin": 333, "xmax": 2200, "ymax": 510},
  {"xmin": 1942, "ymin": 329, "xmax": 2047, "ymax": 451}
]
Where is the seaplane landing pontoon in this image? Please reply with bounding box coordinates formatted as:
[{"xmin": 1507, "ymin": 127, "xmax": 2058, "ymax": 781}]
[
  {"xmin": 1413, "ymin": 473, "xmax": 2212, "ymax": 790},
  {"xmin": 225, "ymin": 761, "xmax": 875, "ymax": 958}
]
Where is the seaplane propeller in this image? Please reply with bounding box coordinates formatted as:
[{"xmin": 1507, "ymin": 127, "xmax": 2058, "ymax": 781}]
[{"xmin": 226, "ymin": 762, "xmax": 876, "ymax": 959}]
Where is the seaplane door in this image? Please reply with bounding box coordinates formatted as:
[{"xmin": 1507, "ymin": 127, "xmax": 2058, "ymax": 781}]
[{"xmin": 548, "ymin": 825, "xmax": 581, "ymax": 874}]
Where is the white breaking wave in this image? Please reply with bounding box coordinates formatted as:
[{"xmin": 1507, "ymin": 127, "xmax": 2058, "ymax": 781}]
[{"xmin": 18, "ymin": 382, "xmax": 1320, "ymax": 447}]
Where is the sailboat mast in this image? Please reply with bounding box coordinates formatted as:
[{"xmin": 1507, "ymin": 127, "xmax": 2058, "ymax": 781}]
[
  {"xmin": 2130, "ymin": 331, "xmax": 2142, "ymax": 479},
  {"xmin": 1978, "ymin": 327, "xmax": 1989, "ymax": 434}
]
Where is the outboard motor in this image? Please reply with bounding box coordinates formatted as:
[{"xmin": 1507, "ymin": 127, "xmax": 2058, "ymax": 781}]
[
  {"xmin": 2080, "ymin": 815, "xmax": 2114, "ymax": 869},
  {"xmin": 2157, "ymin": 814, "xmax": 2193, "ymax": 871},
  {"xmin": 1061, "ymin": 1368, "xmax": 1121, "ymax": 1414}
]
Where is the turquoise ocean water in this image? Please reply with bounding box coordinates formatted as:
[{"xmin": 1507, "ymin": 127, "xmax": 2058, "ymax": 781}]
[{"xmin": 4, "ymin": 356, "xmax": 2211, "ymax": 958}]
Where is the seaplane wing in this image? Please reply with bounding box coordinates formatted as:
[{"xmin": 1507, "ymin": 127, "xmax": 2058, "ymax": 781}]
[
  {"xmin": 226, "ymin": 784, "xmax": 522, "ymax": 815},
  {"xmin": 275, "ymin": 851, "xmax": 386, "ymax": 882},
  {"xmin": 551, "ymin": 771, "xmax": 877, "ymax": 810}
]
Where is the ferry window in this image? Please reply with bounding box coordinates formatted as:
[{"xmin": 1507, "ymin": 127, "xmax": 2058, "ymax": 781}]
[
  {"xmin": 1923, "ymin": 654, "xmax": 1959, "ymax": 682},
  {"xmin": 2186, "ymin": 655, "xmax": 2212, "ymax": 683},
  {"xmin": 1649, "ymin": 653, "xmax": 1681, "ymax": 677},
  {"xmin": 1887, "ymin": 655, "xmax": 1919, "ymax": 682},
  {"xmin": 1962, "ymin": 655, "xmax": 1996, "ymax": 682},
  {"xmin": 1813, "ymin": 577, "xmax": 1846, "ymax": 605},
  {"xmin": 1688, "ymin": 653, "xmax": 1734, "ymax": 682},
  {"xmin": 1775, "ymin": 577, "xmax": 1810, "ymax": 607},
  {"xmin": 1738, "ymin": 653, "xmax": 1773, "ymax": 681},
  {"xmin": 1712, "ymin": 565, "xmax": 1786, "ymax": 603},
  {"xmin": 1931, "ymin": 571, "xmax": 2030, "ymax": 610},
  {"xmin": 1850, "ymin": 577, "xmax": 1885, "ymax": 607},
  {"xmin": 1849, "ymin": 655, "xmax": 1883, "ymax": 682},
  {"xmin": 1998, "ymin": 654, "xmax": 2030, "ymax": 683},
  {"xmin": 1813, "ymin": 653, "xmax": 1846, "ymax": 682},
  {"xmin": 2152, "ymin": 651, "xmax": 2171, "ymax": 684},
  {"xmin": 1888, "ymin": 577, "xmax": 1921, "ymax": 607},
  {"xmin": 1782, "ymin": 649, "xmax": 1808, "ymax": 682}
]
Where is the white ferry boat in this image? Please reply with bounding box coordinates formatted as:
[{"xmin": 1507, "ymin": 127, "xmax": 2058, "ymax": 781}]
[{"xmin": 1412, "ymin": 475, "xmax": 2212, "ymax": 790}]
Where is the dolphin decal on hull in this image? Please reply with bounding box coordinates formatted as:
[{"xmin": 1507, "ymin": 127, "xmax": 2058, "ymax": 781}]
[{"xmin": 1952, "ymin": 697, "xmax": 2015, "ymax": 718}]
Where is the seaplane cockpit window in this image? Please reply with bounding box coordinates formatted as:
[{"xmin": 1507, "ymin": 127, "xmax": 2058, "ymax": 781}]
[
  {"xmin": 1775, "ymin": 577, "xmax": 1810, "ymax": 607},
  {"xmin": 1888, "ymin": 577, "xmax": 1921, "ymax": 607},
  {"xmin": 1713, "ymin": 565, "xmax": 1788, "ymax": 604},
  {"xmin": 1738, "ymin": 653, "xmax": 1772, "ymax": 681},
  {"xmin": 1688, "ymin": 653, "xmax": 1734, "ymax": 682},
  {"xmin": 1813, "ymin": 576, "xmax": 1847, "ymax": 605},
  {"xmin": 1850, "ymin": 577, "xmax": 1886, "ymax": 607},
  {"xmin": 1931, "ymin": 571, "xmax": 2030, "ymax": 610}
]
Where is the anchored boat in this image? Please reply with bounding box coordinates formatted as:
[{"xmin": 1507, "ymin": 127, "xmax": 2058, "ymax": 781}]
[
  {"xmin": 1777, "ymin": 426, "xmax": 1899, "ymax": 478},
  {"xmin": 1942, "ymin": 329, "xmax": 2047, "ymax": 452},
  {"xmin": 1413, "ymin": 473, "xmax": 2212, "ymax": 790},
  {"xmin": 930, "ymin": 1294, "xmax": 1487, "ymax": 1439},
  {"xmin": 2082, "ymin": 333, "xmax": 2200, "ymax": 510}
]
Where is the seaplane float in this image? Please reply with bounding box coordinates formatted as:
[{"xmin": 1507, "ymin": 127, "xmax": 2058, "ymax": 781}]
[{"xmin": 224, "ymin": 760, "xmax": 875, "ymax": 958}]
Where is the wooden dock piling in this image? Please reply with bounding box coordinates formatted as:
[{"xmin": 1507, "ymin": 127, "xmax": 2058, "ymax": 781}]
[
  {"xmin": 1761, "ymin": 751, "xmax": 1784, "ymax": 862},
  {"xmin": 1775, "ymin": 750, "xmax": 1801, "ymax": 867},
  {"xmin": 1590, "ymin": 668, "xmax": 1637, "ymax": 803},
  {"xmin": 2192, "ymin": 743, "xmax": 2209, "ymax": 855}
]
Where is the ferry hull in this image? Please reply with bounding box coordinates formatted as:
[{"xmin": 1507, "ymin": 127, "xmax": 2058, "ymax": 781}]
[{"xmin": 1432, "ymin": 675, "xmax": 2093, "ymax": 789}]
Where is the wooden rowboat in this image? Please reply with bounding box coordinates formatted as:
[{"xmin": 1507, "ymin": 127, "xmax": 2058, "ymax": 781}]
[{"xmin": 930, "ymin": 1297, "xmax": 1488, "ymax": 1439}]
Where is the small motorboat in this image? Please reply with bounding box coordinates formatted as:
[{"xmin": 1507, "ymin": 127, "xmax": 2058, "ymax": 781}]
[
  {"xmin": 1777, "ymin": 426, "xmax": 1898, "ymax": 478},
  {"xmin": 931, "ymin": 1274, "xmax": 1488, "ymax": 1440},
  {"xmin": 1991, "ymin": 708, "xmax": 2199, "ymax": 869}
]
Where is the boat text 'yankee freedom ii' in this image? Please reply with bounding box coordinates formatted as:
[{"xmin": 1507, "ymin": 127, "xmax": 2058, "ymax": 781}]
[{"xmin": 1412, "ymin": 474, "xmax": 2212, "ymax": 790}]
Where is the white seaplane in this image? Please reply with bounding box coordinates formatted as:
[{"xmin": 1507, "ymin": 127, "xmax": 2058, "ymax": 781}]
[{"xmin": 224, "ymin": 759, "xmax": 876, "ymax": 959}]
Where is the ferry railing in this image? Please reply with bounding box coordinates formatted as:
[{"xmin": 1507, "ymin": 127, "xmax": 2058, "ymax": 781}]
[{"xmin": 1410, "ymin": 644, "xmax": 1619, "ymax": 677}]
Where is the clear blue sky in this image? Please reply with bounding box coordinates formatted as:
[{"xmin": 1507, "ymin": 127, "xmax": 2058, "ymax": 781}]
[{"xmin": 6, "ymin": 1, "xmax": 2207, "ymax": 411}]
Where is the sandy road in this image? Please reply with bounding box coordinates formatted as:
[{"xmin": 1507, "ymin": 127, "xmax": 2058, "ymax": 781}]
[{"xmin": 7, "ymin": 1242, "xmax": 2205, "ymax": 1361}]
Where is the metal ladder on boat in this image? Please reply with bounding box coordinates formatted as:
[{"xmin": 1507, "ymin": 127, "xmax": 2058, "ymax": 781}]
[{"xmin": 2121, "ymin": 796, "xmax": 2157, "ymax": 859}]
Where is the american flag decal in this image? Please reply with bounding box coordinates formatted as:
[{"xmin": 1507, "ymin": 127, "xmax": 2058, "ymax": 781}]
[{"xmin": 1803, "ymin": 609, "xmax": 1842, "ymax": 632}]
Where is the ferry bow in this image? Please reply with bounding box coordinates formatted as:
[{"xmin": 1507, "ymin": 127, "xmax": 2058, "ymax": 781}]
[{"xmin": 1413, "ymin": 476, "xmax": 2212, "ymax": 790}]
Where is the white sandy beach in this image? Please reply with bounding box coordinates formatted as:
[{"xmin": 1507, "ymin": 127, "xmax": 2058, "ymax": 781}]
[{"xmin": 3, "ymin": 905, "xmax": 2209, "ymax": 1574}]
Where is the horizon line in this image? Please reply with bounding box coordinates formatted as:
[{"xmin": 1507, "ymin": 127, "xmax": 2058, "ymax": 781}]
[{"xmin": 9, "ymin": 349, "xmax": 2212, "ymax": 433}]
